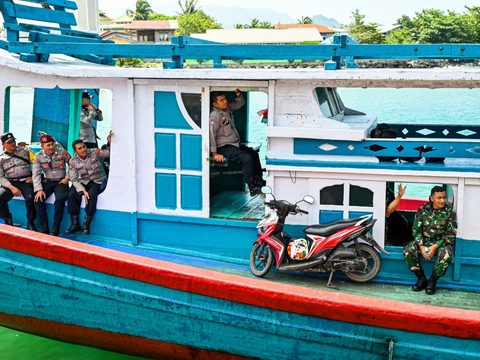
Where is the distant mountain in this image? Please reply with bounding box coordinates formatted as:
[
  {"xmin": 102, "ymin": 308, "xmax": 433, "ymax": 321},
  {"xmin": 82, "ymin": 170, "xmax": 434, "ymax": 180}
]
[
  {"xmin": 310, "ymin": 15, "xmax": 342, "ymax": 29},
  {"xmin": 202, "ymin": 5, "xmax": 296, "ymax": 28},
  {"xmin": 100, "ymin": 1, "xmax": 342, "ymax": 31}
]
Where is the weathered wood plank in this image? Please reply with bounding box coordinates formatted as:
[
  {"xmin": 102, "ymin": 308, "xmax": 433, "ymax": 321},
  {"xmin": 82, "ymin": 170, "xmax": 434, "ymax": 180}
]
[
  {"xmin": 210, "ymin": 191, "xmax": 253, "ymax": 219},
  {"xmin": 25, "ymin": 0, "xmax": 78, "ymax": 10},
  {"xmin": 13, "ymin": 4, "xmax": 77, "ymax": 26}
]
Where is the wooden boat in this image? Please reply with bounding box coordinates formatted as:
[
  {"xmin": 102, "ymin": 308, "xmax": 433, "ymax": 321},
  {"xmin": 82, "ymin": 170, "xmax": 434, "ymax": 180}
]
[{"xmin": 1, "ymin": 0, "xmax": 480, "ymax": 358}]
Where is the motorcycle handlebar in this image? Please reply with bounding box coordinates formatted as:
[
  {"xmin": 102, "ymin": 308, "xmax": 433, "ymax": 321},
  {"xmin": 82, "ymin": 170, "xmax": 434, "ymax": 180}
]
[{"xmin": 297, "ymin": 209, "xmax": 309, "ymax": 214}]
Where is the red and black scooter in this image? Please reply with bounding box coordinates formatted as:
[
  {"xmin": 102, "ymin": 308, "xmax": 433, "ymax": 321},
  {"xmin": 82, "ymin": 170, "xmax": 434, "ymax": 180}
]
[{"xmin": 250, "ymin": 187, "xmax": 390, "ymax": 288}]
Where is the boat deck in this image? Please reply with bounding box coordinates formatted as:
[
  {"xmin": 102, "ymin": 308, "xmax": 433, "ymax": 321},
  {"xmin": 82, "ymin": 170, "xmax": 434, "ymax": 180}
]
[
  {"xmin": 75, "ymin": 238, "xmax": 480, "ymax": 312},
  {"xmin": 210, "ymin": 191, "xmax": 265, "ymax": 220}
]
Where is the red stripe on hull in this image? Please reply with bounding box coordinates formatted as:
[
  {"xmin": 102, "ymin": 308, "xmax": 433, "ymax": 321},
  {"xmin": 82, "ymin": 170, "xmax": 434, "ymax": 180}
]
[
  {"xmin": 0, "ymin": 226, "xmax": 479, "ymax": 340},
  {"xmin": 0, "ymin": 312, "xmax": 249, "ymax": 360}
]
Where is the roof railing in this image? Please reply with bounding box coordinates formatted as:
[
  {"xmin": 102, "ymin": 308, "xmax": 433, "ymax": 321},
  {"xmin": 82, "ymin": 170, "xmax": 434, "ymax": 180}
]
[{"xmin": 2, "ymin": 0, "xmax": 480, "ymax": 68}]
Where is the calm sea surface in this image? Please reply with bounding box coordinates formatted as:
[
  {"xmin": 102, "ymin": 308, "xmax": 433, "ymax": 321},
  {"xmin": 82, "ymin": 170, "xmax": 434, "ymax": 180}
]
[{"xmin": 3, "ymin": 84, "xmax": 480, "ymax": 358}]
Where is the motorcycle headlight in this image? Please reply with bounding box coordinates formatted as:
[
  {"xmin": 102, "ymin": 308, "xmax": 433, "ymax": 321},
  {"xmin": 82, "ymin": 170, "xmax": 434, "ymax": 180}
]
[{"xmin": 258, "ymin": 227, "xmax": 267, "ymax": 234}]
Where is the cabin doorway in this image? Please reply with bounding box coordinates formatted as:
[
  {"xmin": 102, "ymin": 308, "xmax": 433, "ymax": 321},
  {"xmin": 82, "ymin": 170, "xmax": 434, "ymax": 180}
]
[{"xmin": 209, "ymin": 89, "xmax": 268, "ymax": 221}]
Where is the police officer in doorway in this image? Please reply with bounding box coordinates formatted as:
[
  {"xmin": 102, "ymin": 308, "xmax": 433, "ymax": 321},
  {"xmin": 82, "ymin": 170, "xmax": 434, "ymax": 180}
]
[
  {"xmin": 210, "ymin": 90, "xmax": 264, "ymax": 196},
  {"xmin": 0, "ymin": 132, "xmax": 36, "ymax": 230},
  {"xmin": 33, "ymin": 134, "xmax": 71, "ymax": 236},
  {"xmin": 81, "ymin": 91, "xmax": 103, "ymax": 149},
  {"xmin": 66, "ymin": 131, "xmax": 112, "ymax": 235}
]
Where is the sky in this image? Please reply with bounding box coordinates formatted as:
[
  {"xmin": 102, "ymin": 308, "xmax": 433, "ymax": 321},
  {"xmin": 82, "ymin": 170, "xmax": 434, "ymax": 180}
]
[{"xmin": 99, "ymin": 0, "xmax": 477, "ymax": 25}]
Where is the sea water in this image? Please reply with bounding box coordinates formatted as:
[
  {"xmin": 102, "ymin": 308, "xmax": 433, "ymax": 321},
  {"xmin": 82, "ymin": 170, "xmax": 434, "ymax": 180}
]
[{"xmin": 3, "ymin": 86, "xmax": 480, "ymax": 358}]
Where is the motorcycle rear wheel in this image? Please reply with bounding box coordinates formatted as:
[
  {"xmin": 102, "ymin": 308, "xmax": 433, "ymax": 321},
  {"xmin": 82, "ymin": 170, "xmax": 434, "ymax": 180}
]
[
  {"xmin": 250, "ymin": 242, "xmax": 274, "ymax": 277},
  {"xmin": 344, "ymin": 244, "xmax": 382, "ymax": 282}
]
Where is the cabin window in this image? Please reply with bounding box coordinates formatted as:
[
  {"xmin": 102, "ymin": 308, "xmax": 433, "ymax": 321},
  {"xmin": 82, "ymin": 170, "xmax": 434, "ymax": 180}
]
[
  {"xmin": 181, "ymin": 93, "xmax": 202, "ymax": 128},
  {"xmin": 315, "ymin": 87, "xmax": 341, "ymax": 118},
  {"xmin": 320, "ymin": 184, "xmax": 344, "ymax": 205},
  {"xmin": 349, "ymin": 185, "xmax": 373, "ymax": 207}
]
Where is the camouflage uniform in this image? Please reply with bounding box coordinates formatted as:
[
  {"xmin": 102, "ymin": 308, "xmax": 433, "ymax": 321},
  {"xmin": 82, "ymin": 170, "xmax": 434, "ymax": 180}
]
[{"xmin": 403, "ymin": 202, "xmax": 457, "ymax": 277}]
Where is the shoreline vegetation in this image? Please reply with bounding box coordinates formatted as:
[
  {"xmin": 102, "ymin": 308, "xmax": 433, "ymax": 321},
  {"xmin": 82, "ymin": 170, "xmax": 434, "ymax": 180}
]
[{"xmin": 116, "ymin": 59, "xmax": 480, "ymax": 69}]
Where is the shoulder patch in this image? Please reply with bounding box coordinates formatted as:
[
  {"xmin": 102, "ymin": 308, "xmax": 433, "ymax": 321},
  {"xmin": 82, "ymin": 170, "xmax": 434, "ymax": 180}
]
[
  {"xmin": 65, "ymin": 151, "xmax": 71, "ymax": 160},
  {"xmin": 96, "ymin": 149, "xmax": 104, "ymax": 155},
  {"xmin": 69, "ymin": 164, "xmax": 73, "ymax": 170},
  {"xmin": 210, "ymin": 119, "xmax": 216, "ymax": 126},
  {"xmin": 32, "ymin": 158, "xmax": 37, "ymax": 164}
]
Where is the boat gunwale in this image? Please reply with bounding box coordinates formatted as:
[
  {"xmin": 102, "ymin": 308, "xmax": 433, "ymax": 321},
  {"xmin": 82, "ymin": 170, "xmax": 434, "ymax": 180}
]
[{"xmin": 0, "ymin": 225, "xmax": 479, "ymax": 341}]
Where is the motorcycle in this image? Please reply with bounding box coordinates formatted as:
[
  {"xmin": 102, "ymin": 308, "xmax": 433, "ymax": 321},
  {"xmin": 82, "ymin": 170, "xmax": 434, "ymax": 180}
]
[{"xmin": 249, "ymin": 187, "xmax": 390, "ymax": 288}]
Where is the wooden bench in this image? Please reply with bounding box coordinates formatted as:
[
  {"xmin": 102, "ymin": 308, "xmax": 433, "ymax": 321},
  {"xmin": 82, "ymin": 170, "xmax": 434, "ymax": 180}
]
[{"xmin": 0, "ymin": 0, "xmax": 115, "ymax": 64}]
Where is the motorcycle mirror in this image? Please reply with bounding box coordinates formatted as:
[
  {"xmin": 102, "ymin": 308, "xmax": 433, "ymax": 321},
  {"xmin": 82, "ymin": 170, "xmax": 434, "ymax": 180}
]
[
  {"xmin": 303, "ymin": 195, "xmax": 315, "ymax": 204},
  {"xmin": 261, "ymin": 186, "xmax": 272, "ymax": 194}
]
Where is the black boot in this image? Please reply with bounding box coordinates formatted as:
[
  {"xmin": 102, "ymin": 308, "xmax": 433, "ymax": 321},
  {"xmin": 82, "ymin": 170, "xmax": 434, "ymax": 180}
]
[
  {"xmin": 50, "ymin": 223, "xmax": 61, "ymax": 236},
  {"xmin": 26, "ymin": 222, "xmax": 37, "ymax": 231},
  {"xmin": 82, "ymin": 214, "xmax": 93, "ymax": 235},
  {"xmin": 65, "ymin": 215, "xmax": 81, "ymax": 234},
  {"xmin": 38, "ymin": 223, "xmax": 49, "ymax": 234},
  {"xmin": 412, "ymin": 269, "xmax": 428, "ymax": 291},
  {"xmin": 426, "ymin": 273, "xmax": 440, "ymax": 295},
  {"xmin": 3, "ymin": 217, "xmax": 13, "ymax": 226}
]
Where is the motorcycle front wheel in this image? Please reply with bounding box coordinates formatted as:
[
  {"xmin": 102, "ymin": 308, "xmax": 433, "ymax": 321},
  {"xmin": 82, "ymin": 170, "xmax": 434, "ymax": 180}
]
[
  {"xmin": 344, "ymin": 244, "xmax": 382, "ymax": 282},
  {"xmin": 249, "ymin": 242, "xmax": 274, "ymax": 277}
]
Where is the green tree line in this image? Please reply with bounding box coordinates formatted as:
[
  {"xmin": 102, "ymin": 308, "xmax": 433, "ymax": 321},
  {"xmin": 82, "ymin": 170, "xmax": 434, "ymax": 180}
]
[{"xmin": 345, "ymin": 6, "xmax": 480, "ymax": 44}]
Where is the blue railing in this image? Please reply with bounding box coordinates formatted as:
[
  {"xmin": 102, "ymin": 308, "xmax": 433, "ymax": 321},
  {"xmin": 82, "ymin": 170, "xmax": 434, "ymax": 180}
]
[{"xmin": 3, "ymin": 0, "xmax": 480, "ymax": 67}]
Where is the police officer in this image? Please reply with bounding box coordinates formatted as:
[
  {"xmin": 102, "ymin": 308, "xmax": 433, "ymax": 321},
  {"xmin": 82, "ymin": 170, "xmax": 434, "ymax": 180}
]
[
  {"xmin": 33, "ymin": 134, "xmax": 71, "ymax": 236},
  {"xmin": 209, "ymin": 90, "xmax": 264, "ymax": 196},
  {"xmin": 0, "ymin": 132, "xmax": 36, "ymax": 230},
  {"xmin": 81, "ymin": 91, "xmax": 103, "ymax": 149},
  {"xmin": 66, "ymin": 131, "xmax": 112, "ymax": 235},
  {"xmin": 403, "ymin": 186, "xmax": 457, "ymax": 295}
]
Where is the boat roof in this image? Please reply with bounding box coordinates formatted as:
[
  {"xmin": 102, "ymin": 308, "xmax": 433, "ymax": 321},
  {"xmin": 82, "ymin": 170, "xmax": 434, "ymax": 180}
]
[{"xmin": 2, "ymin": 48, "xmax": 480, "ymax": 85}]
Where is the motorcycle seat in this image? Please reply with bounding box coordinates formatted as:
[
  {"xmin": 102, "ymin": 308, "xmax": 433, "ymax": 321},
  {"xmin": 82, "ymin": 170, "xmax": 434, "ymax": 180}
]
[{"xmin": 303, "ymin": 217, "xmax": 364, "ymax": 237}]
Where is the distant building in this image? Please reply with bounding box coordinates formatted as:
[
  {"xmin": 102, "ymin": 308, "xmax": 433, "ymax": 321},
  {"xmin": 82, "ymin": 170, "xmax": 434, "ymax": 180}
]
[
  {"xmin": 124, "ymin": 20, "xmax": 179, "ymax": 43},
  {"xmin": 191, "ymin": 28, "xmax": 321, "ymax": 45},
  {"xmin": 99, "ymin": 10, "xmax": 114, "ymax": 26},
  {"xmin": 274, "ymin": 24, "xmax": 335, "ymax": 41},
  {"xmin": 100, "ymin": 14, "xmax": 133, "ymax": 31},
  {"xmin": 379, "ymin": 25, "xmax": 403, "ymax": 37},
  {"xmin": 98, "ymin": 30, "xmax": 137, "ymax": 44}
]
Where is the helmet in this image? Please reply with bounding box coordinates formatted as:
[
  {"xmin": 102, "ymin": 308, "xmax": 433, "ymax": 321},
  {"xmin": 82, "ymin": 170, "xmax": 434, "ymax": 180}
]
[{"xmin": 287, "ymin": 239, "xmax": 309, "ymax": 260}]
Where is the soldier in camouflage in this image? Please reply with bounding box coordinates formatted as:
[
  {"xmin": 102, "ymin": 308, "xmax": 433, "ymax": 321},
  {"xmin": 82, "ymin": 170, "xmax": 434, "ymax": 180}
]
[{"xmin": 403, "ymin": 186, "xmax": 457, "ymax": 295}]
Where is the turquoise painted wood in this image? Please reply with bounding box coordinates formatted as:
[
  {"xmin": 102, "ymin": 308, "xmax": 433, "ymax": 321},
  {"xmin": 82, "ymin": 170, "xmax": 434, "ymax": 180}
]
[
  {"xmin": 154, "ymin": 92, "xmax": 192, "ymax": 130},
  {"xmin": 180, "ymin": 175, "xmax": 202, "ymax": 211},
  {"xmin": 3, "ymin": 197, "xmax": 480, "ymax": 289},
  {"xmin": 8, "ymin": 41, "xmax": 480, "ymax": 62},
  {"xmin": 67, "ymin": 89, "xmax": 81, "ymax": 154},
  {"xmin": 293, "ymin": 138, "xmax": 480, "ymax": 159},
  {"xmin": 155, "ymin": 173, "xmax": 177, "ymax": 209},
  {"xmin": 0, "ymin": 248, "xmax": 478, "ymax": 359},
  {"xmin": 155, "ymin": 133, "xmax": 176, "ymax": 169},
  {"xmin": 180, "ymin": 134, "xmax": 202, "ymax": 171},
  {"xmin": 22, "ymin": 0, "xmax": 78, "ymax": 11},
  {"xmin": 5, "ymin": 23, "xmax": 100, "ymax": 38},
  {"xmin": 267, "ymin": 158, "xmax": 480, "ymax": 173},
  {"xmin": 32, "ymin": 87, "xmax": 70, "ymax": 147},
  {"xmin": 9, "ymin": 3, "xmax": 76, "ymax": 26},
  {"xmin": 319, "ymin": 210, "xmax": 343, "ymax": 224}
]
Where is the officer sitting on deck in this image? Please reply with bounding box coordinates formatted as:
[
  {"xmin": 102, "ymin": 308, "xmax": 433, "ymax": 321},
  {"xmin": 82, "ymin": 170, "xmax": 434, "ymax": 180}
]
[
  {"xmin": 65, "ymin": 131, "xmax": 112, "ymax": 235},
  {"xmin": 33, "ymin": 134, "xmax": 71, "ymax": 236},
  {"xmin": 80, "ymin": 91, "xmax": 103, "ymax": 149},
  {"xmin": 210, "ymin": 90, "xmax": 264, "ymax": 196},
  {"xmin": 0, "ymin": 132, "xmax": 36, "ymax": 230},
  {"xmin": 403, "ymin": 186, "xmax": 457, "ymax": 295}
]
